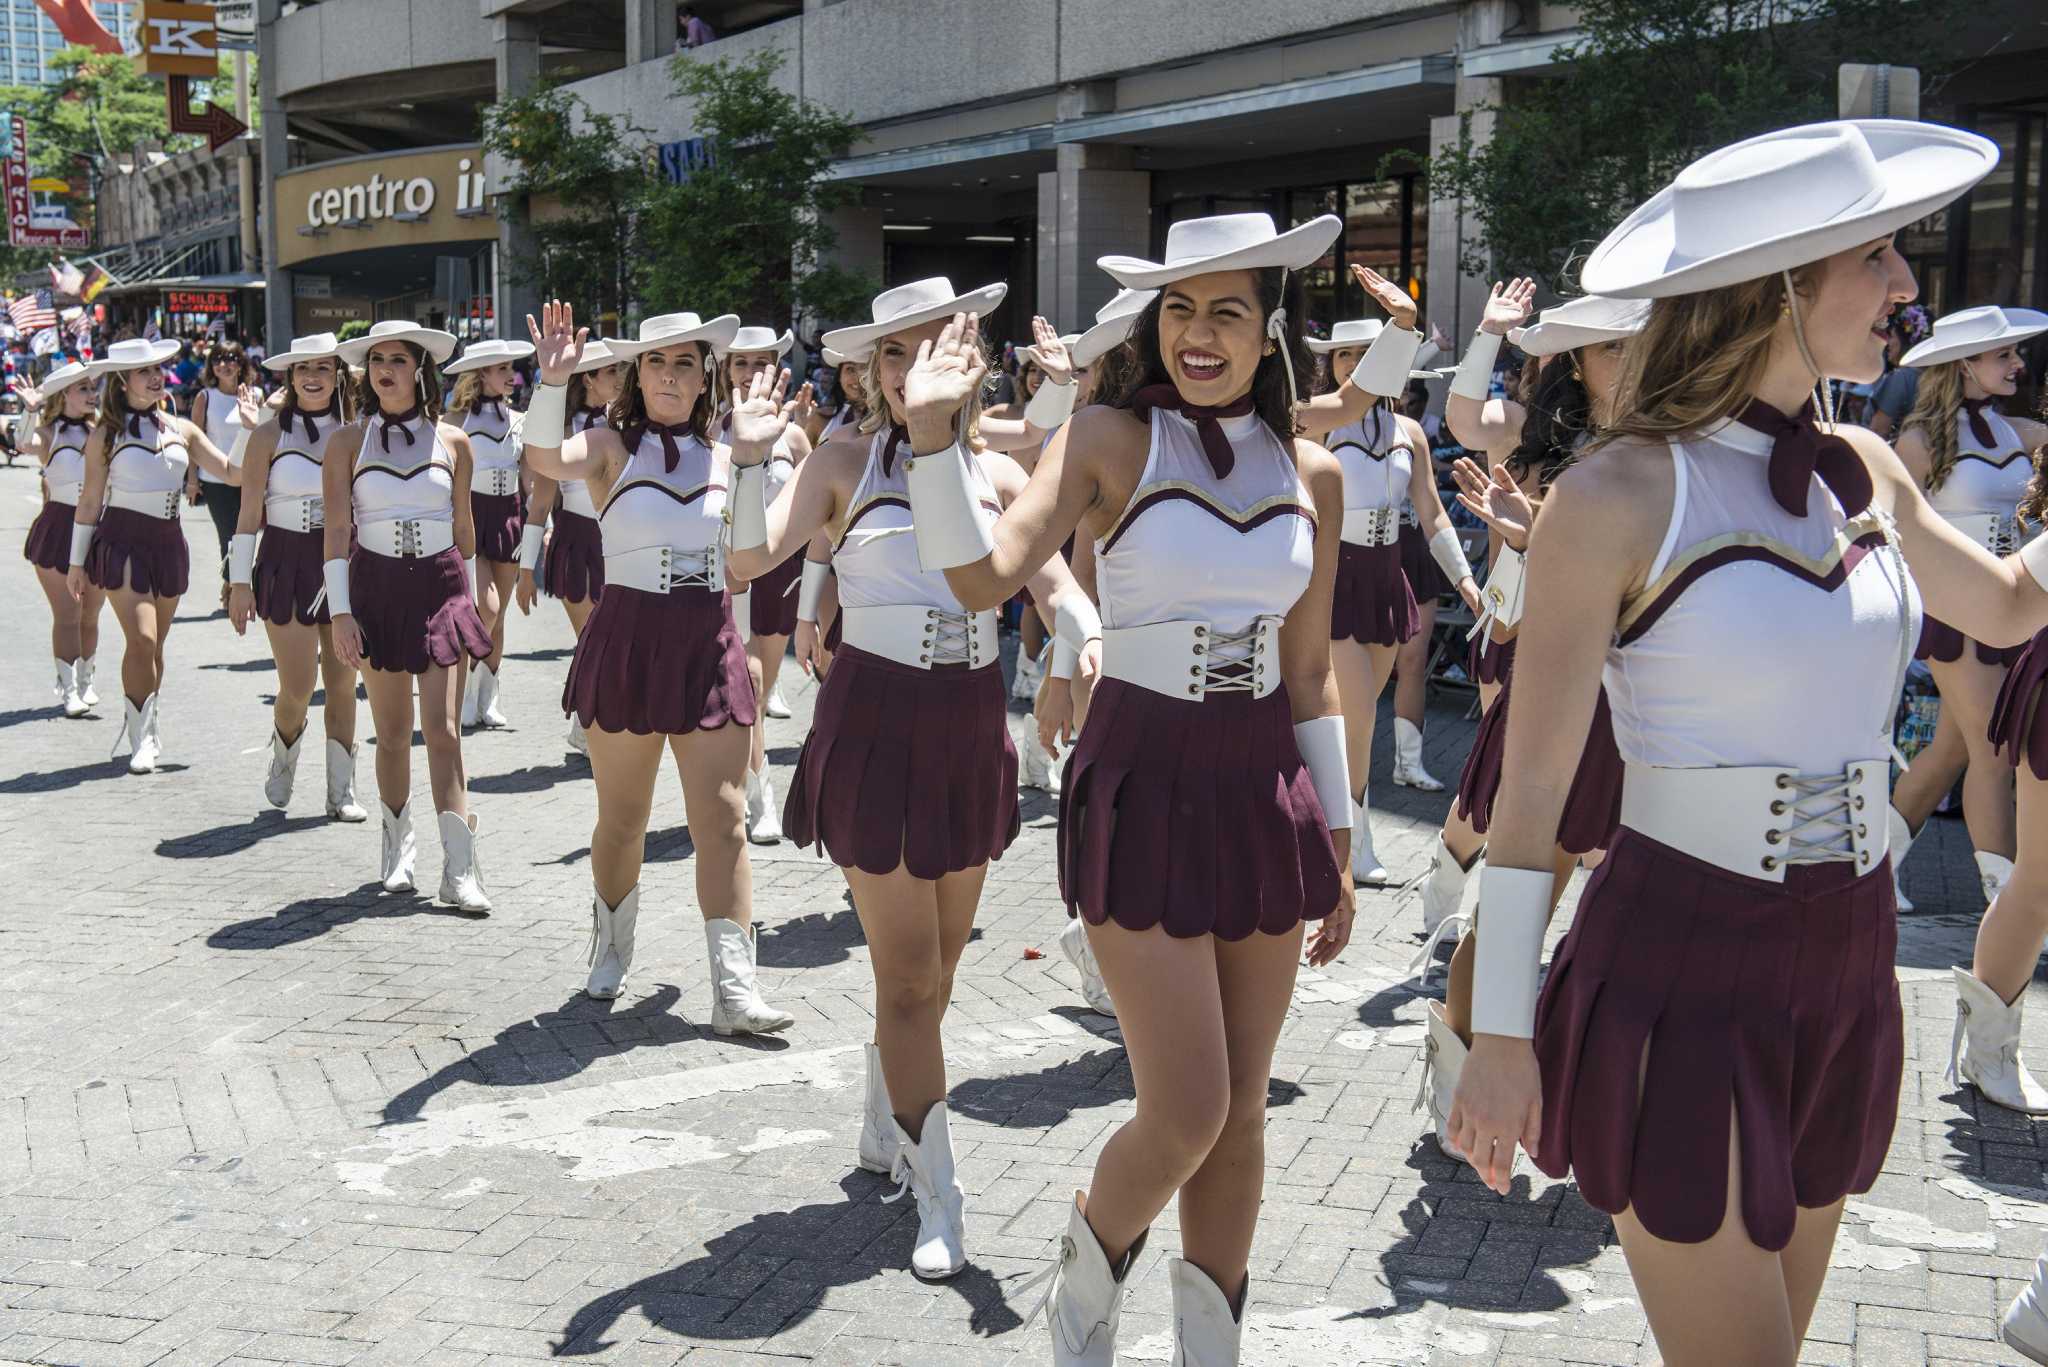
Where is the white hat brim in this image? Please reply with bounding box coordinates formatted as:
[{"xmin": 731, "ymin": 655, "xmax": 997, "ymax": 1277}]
[
  {"xmin": 88, "ymin": 338, "xmax": 181, "ymax": 375},
  {"xmin": 264, "ymin": 345, "xmax": 344, "ymax": 371},
  {"xmin": 335, "ymin": 327, "xmax": 458, "ymax": 366},
  {"xmin": 443, "ymin": 341, "xmax": 536, "ymax": 375},
  {"xmin": 571, "ymin": 341, "xmax": 620, "ymax": 374},
  {"xmin": 1098, "ymin": 215, "xmax": 1341, "ymax": 291},
  {"xmin": 719, "ymin": 328, "xmax": 795, "ymax": 360},
  {"xmin": 1901, "ymin": 320, "xmax": 2048, "ymax": 369},
  {"xmin": 38, "ymin": 362, "xmax": 94, "ymax": 395},
  {"xmin": 1508, "ymin": 320, "xmax": 1645, "ymax": 357},
  {"xmin": 821, "ymin": 284, "xmax": 1008, "ymax": 358},
  {"xmin": 1304, "ymin": 320, "xmax": 1387, "ymax": 355},
  {"xmin": 1072, "ymin": 311, "xmax": 1145, "ymax": 368},
  {"xmin": 1582, "ymin": 122, "xmax": 1997, "ymax": 299},
  {"xmin": 822, "ymin": 345, "xmax": 862, "ymax": 367},
  {"xmin": 610, "ymin": 314, "xmax": 741, "ymax": 361}
]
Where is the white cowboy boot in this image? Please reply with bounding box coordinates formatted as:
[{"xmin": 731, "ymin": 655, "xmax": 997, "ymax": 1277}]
[
  {"xmin": 1391, "ymin": 717, "xmax": 1444, "ymax": 792},
  {"xmin": 325, "ymin": 740, "xmax": 368, "ymax": 822},
  {"xmin": 264, "ymin": 728, "xmax": 304, "ymax": 809},
  {"xmin": 459, "ymin": 664, "xmax": 480, "ymax": 728},
  {"xmin": 1031, "ymin": 1194, "xmax": 1144, "ymax": 1366},
  {"xmin": 1417, "ymin": 1001, "xmax": 1469, "ymax": 1151},
  {"xmin": 704, "ymin": 918, "xmax": 795, "ymax": 1036},
  {"xmin": 1888, "ymin": 804, "xmax": 1915, "ymax": 913},
  {"xmin": 765, "ymin": 683, "xmax": 792, "ymax": 720},
  {"xmin": 379, "ymin": 801, "xmax": 416, "ymax": 891},
  {"xmin": 745, "ymin": 768, "xmax": 783, "ymax": 845},
  {"xmin": 884, "ymin": 1102, "xmax": 967, "ymax": 1281},
  {"xmin": 1350, "ymin": 792, "xmax": 1389, "ymax": 886},
  {"xmin": 1170, "ymin": 1258, "xmax": 1244, "ymax": 1366},
  {"xmin": 1420, "ymin": 834, "xmax": 1479, "ymax": 937},
  {"xmin": 857, "ymin": 1042, "xmax": 899, "ymax": 1174},
  {"xmin": 54, "ymin": 658, "xmax": 86, "ymax": 718},
  {"xmin": 476, "ymin": 664, "xmax": 508, "ymax": 729},
  {"xmin": 436, "ymin": 810, "xmax": 492, "ymax": 915},
  {"xmin": 565, "ymin": 715, "xmax": 588, "ymax": 756},
  {"xmin": 118, "ymin": 693, "xmax": 161, "ymax": 774},
  {"xmin": 76, "ymin": 655, "xmax": 99, "ymax": 708},
  {"xmin": 1979, "ymin": 851, "xmax": 2016, "ymax": 907},
  {"xmin": 1047, "ymin": 742, "xmax": 1064, "ymax": 799},
  {"xmin": 2004, "ymin": 1247, "xmax": 2048, "ymax": 1364},
  {"xmin": 1012, "ymin": 651, "xmax": 1042, "ymax": 702},
  {"xmin": 1021, "ymin": 735, "xmax": 1054, "ymax": 792},
  {"xmin": 585, "ymin": 885, "xmax": 639, "ymax": 1000},
  {"xmin": 1058, "ymin": 918, "xmax": 1115, "ymax": 1017},
  {"xmin": 1950, "ymin": 967, "xmax": 2048, "ymax": 1114}
]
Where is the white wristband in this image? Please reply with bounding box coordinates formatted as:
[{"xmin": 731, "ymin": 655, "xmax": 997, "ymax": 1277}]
[
  {"xmin": 227, "ymin": 424, "xmax": 252, "ymax": 469},
  {"xmin": 729, "ymin": 460, "xmax": 768, "ymax": 551},
  {"xmin": 1052, "ymin": 593, "xmax": 1102, "ymax": 654},
  {"xmin": 466, "ymin": 556, "xmax": 478, "ymax": 599},
  {"xmin": 1050, "ymin": 637, "xmax": 1079, "ymax": 681},
  {"xmin": 1469, "ymin": 865, "xmax": 1554, "ymax": 1038},
  {"xmin": 1450, "ymin": 330, "xmax": 1505, "ymax": 402},
  {"xmin": 517, "ymin": 522, "xmax": 545, "ymax": 571},
  {"xmin": 1292, "ymin": 715, "xmax": 1352, "ymax": 832},
  {"xmin": 322, "ymin": 557, "xmax": 352, "ymax": 617},
  {"xmin": 1477, "ymin": 545, "xmax": 1527, "ymax": 633},
  {"xmin": 2020, "ymin": 537, "xmax": 2048, "ymax": 595},
  {"xmin": 1024, "ymin": 377, "xmax": 1077, "ymax": 429},
  {"xmin": 68, "ymin": 521, "xmax": 95, "ymax": 567},
  {"xmin": 523, "ymin": 381, "xmax": 566, "ymax": 451},
  {"xmin": 731, "ymin": 588, "xmax": 752, "ymax": 643},
  {"xmin": 1428, "ymin": 526, "xmax": 1473, "ymax": 585},
  {"xmin": 228, "ymin": 532, "xmax": 257, "ymax": 585},
  {"xmin": 797, "ymin": 558, "xmax": 829, "ymax": 622},
  {"xmin": 902, "ymin": 441, "xmax": 997, "ymax": 570},
  {"xmin": 1347, "ymin": 325, "xmax": 1423, "ymax": 398}
]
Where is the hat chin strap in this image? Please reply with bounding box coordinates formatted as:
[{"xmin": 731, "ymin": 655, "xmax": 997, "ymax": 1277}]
[
  {"xmin": 1269, "ymin": 268, "xmax": 1298, "ymax": 409},
  {"xmin": 1780, "ymin": 269, "xmax": 1837, "ymax": 432}
]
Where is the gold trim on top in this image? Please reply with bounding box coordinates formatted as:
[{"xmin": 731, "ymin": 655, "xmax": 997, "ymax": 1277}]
[
  {"xmin": 1617, "ymin": 510, "xmax": 1886, "ymax": 638},
  {"xmin": 1101, "ymin": 479, "xmax": 1313, "ymax": 549}
]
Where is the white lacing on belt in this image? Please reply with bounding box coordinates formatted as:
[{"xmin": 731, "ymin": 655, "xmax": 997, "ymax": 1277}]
[
  {"xmin": 1196, "ymin": 624, "xmax": 1261, "ymax": 694},
  {"xmin": 1988, "ymin": 514, "xmax": 2023, "ymax": 556},
  {"xmin": 926, "ymin": 607, "xmax": 976, "ymax": 664},
  {"xmin": 666, "ymin": 547, "xmax": 718, "ymax": 590},
  {"xmin": 1399, "ymin": 503, "xmax": 1420, "ymax": 528},
  {"xmin": 1762, "ymin": 771, "xmax": 1862, "ymax": 872}
]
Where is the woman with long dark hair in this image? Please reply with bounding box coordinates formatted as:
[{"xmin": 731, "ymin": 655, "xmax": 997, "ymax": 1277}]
[
  {"xmin": 66, "ymin": 338, "xmax": 239, "ymax": 772},
  {"xmin": 18, "ymin": 361, "xmax": 106, "ymax": 717},
  {"xmin": 188, "ymin": 340, "xmax": 255, "ymax": 609},
  {"xmin": 324, "ymin": 321, "xmax": 493, "ymax": 911},
  {"xmin": 225, "ymin": 332, "xmax": 367, "ymax": 822},
  {"xmin": 443, "ymin": 338, "xmax": 536, "ymax": 730}
]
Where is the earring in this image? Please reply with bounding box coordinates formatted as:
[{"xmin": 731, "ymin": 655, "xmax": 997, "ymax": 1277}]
[{"xmin": 1263, "ymin": 341, "xmax": 1277, "ymax": 356}]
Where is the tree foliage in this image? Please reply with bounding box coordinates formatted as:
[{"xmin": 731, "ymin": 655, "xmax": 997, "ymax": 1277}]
[{"xmin": 1422, "ymin": 0, "xmax": 1962, "ymax": 291}]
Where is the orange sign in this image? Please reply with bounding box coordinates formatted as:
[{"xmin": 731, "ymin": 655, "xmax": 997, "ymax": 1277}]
[{"xmin": 137, "ymin": 1, "xmax": 217, "ymax": 78}]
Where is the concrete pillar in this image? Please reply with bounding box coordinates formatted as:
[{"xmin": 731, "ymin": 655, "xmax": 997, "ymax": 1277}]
[
  {"xmin": 1037, "ymin": 82, "xmax": 1150, "ymax": 331},
  {"xmin": 626, "ymin": 0, "xmax": 674, "ymax": 66},
  {"xmin": 1426, "ymin": 0, "xmax": 1512, "ymax": 341},
  {"xmin": 257, "ymin": 0, "xmax": 292, "ymax": 351},
  {"xmin": 494, "ymin": 14, "xmax": 543, "ymax": 342}
]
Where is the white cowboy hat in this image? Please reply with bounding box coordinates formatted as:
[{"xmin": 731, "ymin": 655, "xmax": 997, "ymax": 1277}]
[
  {"xmin": 335, "ymin": 320, "xmax": 458, "ymax": 365},
  {"xmin": 87, "ymin": 336, "xmax": 179, "ymax": 374},
  {"xmin": 1306, "ymin": 318, "xmax": 1386, "ymax": 355},
  {"xmin": 718, "ymin": 326, "xmax": 794, "ymax": 359},
  {"xmin": 1900, "ymin": 305, "xmax": 2048, "ymax": 368},
  {"xmin": 823, "ymin": 344, "xmax": 862, "ymax": 367},
  {"xmin": 822, "ymin": 278, "xmax": 1009, "ymax": 358},
  {"xmin": 443, "ymin": 338, "xmax": 536, "ymax": 375},
  {"xmin": 1581, "ymin": 120, "xmax": 1997, "ymax": 299},
  {"xmin": 571, "ymin": 339, "xmax": 620, "ymax": 374},
  {"xmin": 36, "ymin": 360, "xmax": 94, "ymax": 395},
  {"xmin": 263, "ymin": 333, "xmax": 343, "ymax": 371},
  {"xmin": 609, "ymin": 311, "xmax": 741, "ymax": 361},
  {"xmin": 1098, "ymin": 212, "xmax": 1341, "ymax": 291},
  {"xmin": 1507, "ymin": 296, "xmax": 1652, "ymax": 356},
  {"xmin": 1069, "ymin": 288, "xmax": 1159, "ymax": 368},
  {"xmin": 1020, "ymin": 334, "xmax": 1081, "ymax": 369}
]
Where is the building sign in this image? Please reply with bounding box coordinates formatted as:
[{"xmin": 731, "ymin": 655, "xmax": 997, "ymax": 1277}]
[
  {"xmin": 138, "ymin": 1, "xmax": 219, "ymax": 78},
  {"xmin": 167, "ymin": 289, "xmax": 232, "ymax": 314},
  {"xmin": 213, "ymin": 0, "xmax": 256, "ymax": 51},
  {"xmin": 657, "ymin": 138, "xmax": 714, "ymax": 185},
  {"xmin": 4, "ymin": 113, "xmax": 86, "ymax": 248},
  {"xmin": 277, "ymin": 146, "xmax": 496, "ymax": 269}
]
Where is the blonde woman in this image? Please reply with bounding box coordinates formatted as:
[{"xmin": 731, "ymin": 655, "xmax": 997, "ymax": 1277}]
[
  {"xmin": 443, "ymin": 338, "xmax": 536, "ymax": 729},
  {"xmin": 17, "ymin": 362, "xmax": 105, "ymax": 716}
]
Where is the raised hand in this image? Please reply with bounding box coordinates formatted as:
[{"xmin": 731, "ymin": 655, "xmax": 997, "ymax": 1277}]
[
  {"xmin": 235, "ymin": 383, "xmax": 265, "ymax": 430},
  {"xmin": 526, "ymin": 299, "xmax": 587, "ymax": 386},
  {"xmin": 1452, "ymin": 456, "xmax": 1535, "ymax": 551},
  {"xmin": 788, "ymin": 381, "xmax": 816, "ymax": 431},
  {"xmin": 1027, "ymin": 316, "xmax": 1073, "ymax": 388},
  {"xmin": 1350, "ymin": 263, "xmax": 1417, "ymax": 331},
  {"xmin": 728, "ymin": 365, "xmax": 795, "ymax": 464},
  {"xmin": 904, "ymin": 313, "xmax": 988, "ymax": 440},
  {"xmin": 11, "ymin": 377, "xmax": 42, "ymax": 410},
  {"xmin": 1479, "ymin": 278, "xmax": 1537, "ymax": 337}
]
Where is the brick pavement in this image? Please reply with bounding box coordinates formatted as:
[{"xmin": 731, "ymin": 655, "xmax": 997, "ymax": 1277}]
[{"xmin": 1, "ymin": 466, "xmax": 2046, "ymax": 1366}]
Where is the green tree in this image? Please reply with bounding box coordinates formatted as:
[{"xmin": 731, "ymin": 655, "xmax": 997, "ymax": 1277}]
[
  {"xmin": 637, "ymin": 49, "xmax": 874, "ymax": 325},
  {"xmin": 1420, "ymin": 0, "xmax": 1962, "ymax": 291},
  {"xmin": 480, "ymin": 84, "xmax": 658, "ymax": 330}
]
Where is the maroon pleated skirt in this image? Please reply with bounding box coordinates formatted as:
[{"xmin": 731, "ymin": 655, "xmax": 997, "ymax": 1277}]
[
  {"xmin": 1455, "ymin": 678, "xmax": 1623, "ymax": 854},
  {"xmin": 1990, "ymin": 625, "xmax": 2048, "ymax": 780},
  {"xmin": 1468, "ymin": 631, "xmax": 1516, "ymax": 688},
  {"xmin": 253, "ymin": 526, "xmax": 330, "ymax": 627},
  {"xmin": 542, "ymin": 508, "xmax": 605, "ymax": 604},
  {"xmin": 748, "ymin": 551, "xmax": 802, "ymax": 637},
  {"xmin": 22, "ymin": 499, "xmax": 75, "ymax": 572},
  {"xmin": 562, "ymin": 586, "xmax": 755, "ymax": 736},
  {"xmin": 1331, "ymin": 540, "xmax": 1419, "ymax": 647},
  {"xmin": 347, "ymin": 546, "xmax": 492, "ymax": 675},
  {"xmin": 472, "ymin": 489, "xmax": 524, "ymax": 564},
  {"xmin": 1058, "ymin": 679, "xmax": 1341, "ymax": 940},
  {"xmin": 1917, "ymin": 614, "xmax": 2024, "ymax": 668},
  {"xmin": 1399, "ymin": 520, "xmax": 1453, "ymax": 601},
  {"xmin": 783, "ymin": 644, "xmax": 1017, "ymax": 880},
  {"xmin": 84, "ymin": 507, "xmax": 188, "ymax": 598},
  {"xmin": 1532, "ymin": 830, "xmax": 1901, "ymax": 1250}
]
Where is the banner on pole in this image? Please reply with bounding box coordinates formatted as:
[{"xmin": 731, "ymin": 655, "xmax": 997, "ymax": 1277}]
[{"xmin": 4, "ymin": 114, "xmax": 88, "ymax": 249}]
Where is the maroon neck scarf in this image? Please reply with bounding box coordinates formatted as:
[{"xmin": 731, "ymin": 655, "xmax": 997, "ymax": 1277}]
[
  {"xmin": 1962, "ymin": 397, "xmax": 2000, "ymax": 449},
  {"xmin": 375, "ymin": 403, "xmax": 423, "ymax": 454},
  {"xmin": 283, "ymin": 402, "xmax": 335, "ymax": 442},
  {"xmin": 625, "ymin": 420, "xmax": 690, "ymax": 473},
  {"xmin": 1737, "ymin": 399, "xmax": 1873, "ymax": 520},
  {"xmin": 1129, "ymin": 384, "xmax": 1256, "ymax": 478},
  {"xmin": 54, "ymin": 414, "xmax": 90, "ymax": 436},
  {"xmin": 881, "ymin": 422, "xmax": 910, "ymax": 477}
]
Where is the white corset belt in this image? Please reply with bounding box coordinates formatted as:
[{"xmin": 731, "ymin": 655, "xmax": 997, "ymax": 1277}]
[
  {"xmin": 106, "ymin": 487, "xmax": 181, "ymax": 519},
  {"xmin": 45, "ymin": 481, "xmax": 82, "ymax": 506},
  {"xmin": 1619, "ymin": 760, "xmax": 1888, "ymax": 882},
  {"xmin": 472, "ymin": 466, "xmax": 519, "ymax": 496},
  {"xmin": 1100, "ymin": 617, "xmax": 1282, "ymax": 701},
  {"xmin": 840, "ymin": 603, "xmax": 998, "ymax": 670},
  {"xmin": 1946, "ymin": 512, "xmax": 2031, "ymax": 556},
  {"xmin": 605, "ymin": 544, "xmax": 722, "ymax": 595},
  {"xmin": 1341, "ymin": 507, "xmax": 1401, "ymax": 546},
  {"xmin": 358, "ymin": 517, "xmax": 455, "ymax": 559},
  {"xmin": 265, "ymin": 495, "xmax": 323, "ymax": 533}
]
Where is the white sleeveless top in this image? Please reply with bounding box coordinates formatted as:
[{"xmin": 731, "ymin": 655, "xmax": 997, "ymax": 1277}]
[
  {"xmin": 107, "ymin": 413, "xmax": 189, "ymax": 496},
  {"xmin": 1927, "ymin": 407, "xmax": 2032, "ymax": 527},
  {"xmin": 1328, "ymin": 406, "xmax": 1411, "ymax": 526},
  {"xmin": 1605, "ymin": 418, "xmax": 1918, "ymax": 772},
  {"xmin": 1096, "ymin": 409, "xmax": 1316, "ymax": 635},
  {"xmin": 821, "ymin": 404, "xmax": 863, "ymax": 441},
  {"xmin": 265, "ymin": 411, "xmax": 339, "ymax": 512},
  {"xmin": 352, "ymin": 416, "xmax": 454, "ymax": 525},
  {"xmin": 835, "ymin": 429, "xmax": 999, "ymax": 613},
  {"xmin": 41, "ymin": 417, "xmax": 91, "ymax": 501},
  {"xmin": 463, "ymin": 403, "xmax": 521, "ymax": 475},
  {"xmin": 561, "ymin": 406, "xmax": 607, "ymax": 517},
  {"xmin": 194, "ymin": 388, "xmax": 241, "ymax": 484},
  {"xmin": 598, "ymin": 428, "xmax": 726, "ymax": 561}
]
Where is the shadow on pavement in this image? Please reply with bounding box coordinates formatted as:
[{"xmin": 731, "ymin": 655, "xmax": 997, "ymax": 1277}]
[
  {"xmin": 551, "ymin": 1173, "xmax": 1023, "ymax": 1354},
  {"xmin": 206, "ymin": 888, "xmax": 478, "ymax": 951},
  {"xmin": 754, "ymin": 900, "xmax": 864, "ymax": 970},
  {"xmin": 197, "ymin": 657, "xmax": 276, "ymax": 673},
  {"xmin": 547, "ymin": 823, "xmax": 692, "ymax": 867},
  {"xmin": 0, "ymin": 759, "xmax": 189, "ymax": 793},
  {"xmin": 469, "ymin": 759, "xmax": 589, "ymax": 795},
  {"xmin": 0, "ymin": 702, "xmax": 71, "ymax": 730},
  {"xmin": 159, "ymin": 809, "xmax": 331, "ymax": 858}
]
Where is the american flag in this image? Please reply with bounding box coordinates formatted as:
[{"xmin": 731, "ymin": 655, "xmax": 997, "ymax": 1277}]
[{"xmin": 8, "ymin": 290, "xmax": 55, "ymax": 332}]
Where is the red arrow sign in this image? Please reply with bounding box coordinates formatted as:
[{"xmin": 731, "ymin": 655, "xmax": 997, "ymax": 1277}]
[{"xmin": 165, "ymin": 74, "xmax": 246, "ymax": 152}]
